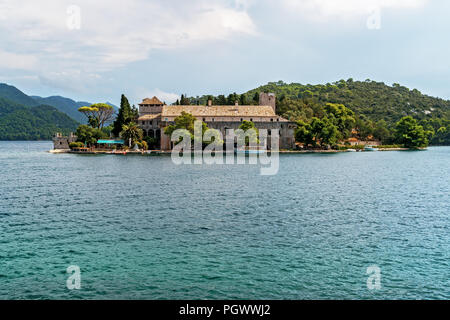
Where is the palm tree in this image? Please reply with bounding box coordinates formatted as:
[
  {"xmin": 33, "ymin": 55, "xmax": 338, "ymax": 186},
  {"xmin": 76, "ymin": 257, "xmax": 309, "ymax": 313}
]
[{"xmin": 120, "ymin": 122, "xmax": 143, "ymax": 147}]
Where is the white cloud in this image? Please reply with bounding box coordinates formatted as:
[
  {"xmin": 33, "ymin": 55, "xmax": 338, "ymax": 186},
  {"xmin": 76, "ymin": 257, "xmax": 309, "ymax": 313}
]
[
  {"xmin": 0, "ymin": 0, "xmax": 256, "ymax": 90},
  {"xmin": 0, "ymin": 50, "xmax": 37, "ymax": 70},
  {"xmin": 281, "ymin": 0, "xmax": 428, "ymax": 19}
]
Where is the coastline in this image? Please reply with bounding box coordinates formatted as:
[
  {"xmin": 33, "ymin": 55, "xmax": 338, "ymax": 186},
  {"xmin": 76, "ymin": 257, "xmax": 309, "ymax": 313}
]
[{"xmin": 48, "ymin": 147, "xmax": 417, "ymax": 155}]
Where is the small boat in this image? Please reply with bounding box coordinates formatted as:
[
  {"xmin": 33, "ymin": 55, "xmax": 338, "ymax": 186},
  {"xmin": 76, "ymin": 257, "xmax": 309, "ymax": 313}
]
[
  {"xmin": 346, "ymin": 149, "xmax": 357, "ymax": 152},
  {"xmin": 364, "ymin": 146, "xmax": 378, "ymax": 152}
]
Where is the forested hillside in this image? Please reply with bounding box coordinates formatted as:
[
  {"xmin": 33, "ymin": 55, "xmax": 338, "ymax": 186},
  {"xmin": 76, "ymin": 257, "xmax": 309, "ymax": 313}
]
[
  {"xmin": 32, "ymin": 96, "xmax": 91, "ymax": 123},
  {"xmin": 187, "ymin": 79, "xmax": 450, "ymax": 145},
  {"xmin": 0, "ymin": 98, "xmax": 79, "ymax": 140},
  {"xmin": 0, "ymin": 83, "xmax": 39, "ymax": 107}
]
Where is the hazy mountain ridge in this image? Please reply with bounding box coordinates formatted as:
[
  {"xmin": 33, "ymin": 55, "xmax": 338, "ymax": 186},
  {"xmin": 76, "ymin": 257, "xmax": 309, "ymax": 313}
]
[
  {"xmin": 31, "ymin": 95, "xmax": 91, "ymax": 123},
  {"xmin": 0, "ymin": 83, "xmax": 118, "ymax": 124},
  {"xmin": 0, "ymin": 97, "xmax": 79, "ymax": 140},
  {"xmin": 0, "ymin": 83, "xmax": 39, "ymax": 107}
]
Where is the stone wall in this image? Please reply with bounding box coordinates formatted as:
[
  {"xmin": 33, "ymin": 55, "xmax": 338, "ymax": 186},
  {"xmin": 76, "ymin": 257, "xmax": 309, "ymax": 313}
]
[
  {"xmin": 160, "ymin": 121, "xmax": 296, "ymax": 150},
  {"xmin": 259, "ymin": 92, "xmax": 276, "ymax": 113},
  {"xmin": 53, "ymin": 133, "xmax": 77, "ymax": 150}
]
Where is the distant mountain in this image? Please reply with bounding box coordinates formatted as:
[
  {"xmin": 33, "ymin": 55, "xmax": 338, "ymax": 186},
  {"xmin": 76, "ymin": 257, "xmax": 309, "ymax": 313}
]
[
  {"xmin": 0, "ymin": 83, "xmax": 119, "ymax": 124},
  {"xmin": 31, "ymin": 96, "xmax": 91, "ymax": 123},
  {"xmin": 0, "ymin": 83, "xmax": 39, "ymax": 107},
  {"xmin": 0, "ymin": 97, "xmax": 79, "ymax": 140},
  {"xmin": 106, "ymin": 102, "xmax": 118, "ymax": 109}
]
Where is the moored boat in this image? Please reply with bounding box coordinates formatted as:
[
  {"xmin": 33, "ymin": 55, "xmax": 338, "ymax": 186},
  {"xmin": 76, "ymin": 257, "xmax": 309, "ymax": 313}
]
[{"xmin": 364, "ymin": 146, "xmax": 378, "ymax": 151}]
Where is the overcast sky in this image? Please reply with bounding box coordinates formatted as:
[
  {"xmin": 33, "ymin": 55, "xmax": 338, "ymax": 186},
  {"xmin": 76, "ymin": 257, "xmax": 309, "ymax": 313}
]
[{"xmin": 0, "ymin": 0, "xmax": 448, "ymax": 105}]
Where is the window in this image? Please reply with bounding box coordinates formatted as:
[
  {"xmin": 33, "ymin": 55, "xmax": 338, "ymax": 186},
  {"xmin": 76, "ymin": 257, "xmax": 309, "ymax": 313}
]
[
  {"xmin": 270, "ymin": 118, "xmax": 273, "ymax": 122},
  {"xmin": 203, "ymin": 118, "xmax": 206, "ymax": 121},
  {"xmin": 250, "ymin": 118, "xmax": 253, "ymax": 122},
  {"xmin": 240, "ymin": 118, "xmax": 243, "ymax": 122}
]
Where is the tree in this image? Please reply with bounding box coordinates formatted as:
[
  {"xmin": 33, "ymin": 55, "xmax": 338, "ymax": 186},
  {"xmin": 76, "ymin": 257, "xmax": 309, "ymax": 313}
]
[
  {"xmin": 112, "ymin": 95, "xmax": 136, "ymax": 137},
  {"xmin": 310, "ymin": 117, "xmax": 338, "ymax": 148},
  {"xmin": 180, "ymin": 94, "xmax": 190, "ymax": 105},
  {"xmin": 164, "ymin": 112, "xmax": 209, "ymax": 144},
  {"xmin": 120, "ymin": 122, "xmax": 143, "ymax": 147},
  {"xmin": 324, "ymin": 103, "xmax": 355, "ymax": 139},
  {"xmin": 216, "ymin": 95, "xmax": 227, "ymax": 105},
  {"xmin": 75, "ymin": 124, "xmax": 107, "ymax": 146},
  {"xmin": 95, "ymin": 103, "xmax": 116, "ymax": 129},
  {"xmin": 78, "ymin": 103, "xmax": 115, "ymax": 129},
  {"xmin": 295, "ymin": 120, "xmax": 314, "ymax": 147},
  {"xmin": 78, "ymin": 106, "xmax": 98, "ymax": 128},
  {"xmin": 395, "ymin": 116, "xmax": 430, "ymax": 148},
  {"xmin": 252, "ymin": 92, "xmax": 259, "ymax": 104},
  {"xmin": 319, "ymin": 117, "xmax": 339, "ymax": 147},
  {"xmin": 239, "ymin": 94, "xmax": 247, "ymax": 106},
  {"xmin": 144, "ymin": 136, "xmax": 158, "ymax": 149},
  {"xmin": 237, "ymin": 120, "xmax": 259, "ymax": 146},
  {"xmin": 373, "ymin": 120, "xmax": 391, "ymax": 144},
  {"xmin": 226, "ymin": 93, "xmax": 238, "ymax": 105}
]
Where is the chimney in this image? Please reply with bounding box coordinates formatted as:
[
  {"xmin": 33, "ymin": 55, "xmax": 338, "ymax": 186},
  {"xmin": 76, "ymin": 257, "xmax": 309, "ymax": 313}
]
[{"xmin": 207, "ymin": 99, "xmax": 212, "ymax": 107}]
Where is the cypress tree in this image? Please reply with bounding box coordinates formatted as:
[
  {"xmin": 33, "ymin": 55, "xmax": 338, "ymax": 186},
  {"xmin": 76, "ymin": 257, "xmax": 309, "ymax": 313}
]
[{"xmin": 112, "ymin": 94, "xmax": 133, "ymax": 137}]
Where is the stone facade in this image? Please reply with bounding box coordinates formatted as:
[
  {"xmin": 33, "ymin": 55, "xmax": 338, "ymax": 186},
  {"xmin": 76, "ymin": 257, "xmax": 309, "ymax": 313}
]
[
  {"xmin": 137, "ymin": 93, "xmax": 296, "ymax": 150},
  {"xmin": 259, "ymin": 92, "xmax": 276, "ymax": 113},
  {"xmin": 53, "ymin": 132, "xmax": 77, "ymax": 149}
]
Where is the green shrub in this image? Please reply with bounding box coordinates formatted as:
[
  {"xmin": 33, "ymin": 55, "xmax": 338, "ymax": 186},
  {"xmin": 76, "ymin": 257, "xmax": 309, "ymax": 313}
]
[{"xmin": 69, "ymin": 142, "xmax": 84, "ymax": 149}]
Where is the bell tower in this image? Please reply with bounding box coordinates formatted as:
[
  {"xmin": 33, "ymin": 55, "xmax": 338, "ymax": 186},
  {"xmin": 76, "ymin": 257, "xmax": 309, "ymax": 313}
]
[
  {"xmin": 139, "ymin": 96, "xmax": 164, "ymax": 115},
  {"xmin": 259, "ymin": 92, "xmax": 276, "ymax": 113}
]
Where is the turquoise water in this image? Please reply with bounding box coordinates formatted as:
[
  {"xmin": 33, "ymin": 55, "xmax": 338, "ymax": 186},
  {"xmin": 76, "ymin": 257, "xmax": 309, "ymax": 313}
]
[{"xmin": 0, "ymin": 141, "xmax": 449, "ymax": 299}]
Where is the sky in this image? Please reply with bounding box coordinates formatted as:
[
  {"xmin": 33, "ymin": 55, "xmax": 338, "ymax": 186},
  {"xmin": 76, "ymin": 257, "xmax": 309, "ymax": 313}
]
[{"xmin": 0, "ymin": 0, "xmax": 449, "ymax": 106}]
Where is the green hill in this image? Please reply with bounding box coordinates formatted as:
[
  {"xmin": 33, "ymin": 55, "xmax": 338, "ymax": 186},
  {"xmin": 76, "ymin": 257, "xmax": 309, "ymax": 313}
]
[
  {"xmin": 0, "ymin": 98, "xmax": 79, "ymax": 140},
  {"xmin": 31, "ymin": 96, "xmax": 91, "ymax": 123},
  {"xmin": 0, "ymin": 83, "xmax": 119, "ymax": 125},
  {"xmin": 246, "ymin": 79, "xmax": 450, "ymax": 123},
  {"xmin": 188, "ymin": 79, "xmax": 450, "ymax": 145},
  {"xmin": 0, "ymin": 83, "xmax": 39, "ymax": 107}
]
